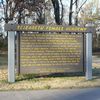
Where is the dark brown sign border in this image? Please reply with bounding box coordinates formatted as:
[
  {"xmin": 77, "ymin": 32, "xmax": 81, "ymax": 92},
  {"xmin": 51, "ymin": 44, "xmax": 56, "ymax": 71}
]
[{"xmin": 5, "ymin": 24, "xmax": 95, "ymax": 33}]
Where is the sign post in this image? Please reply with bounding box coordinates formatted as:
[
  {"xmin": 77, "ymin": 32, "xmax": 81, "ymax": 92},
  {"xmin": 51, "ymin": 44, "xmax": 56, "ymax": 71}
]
[
  {"xmin": 8, "ymin": 22, "xmax": 15, "ymax": 83},
  {"xmin": 86, "ymin": 33, "xmax": 92, "ymax": 80}
]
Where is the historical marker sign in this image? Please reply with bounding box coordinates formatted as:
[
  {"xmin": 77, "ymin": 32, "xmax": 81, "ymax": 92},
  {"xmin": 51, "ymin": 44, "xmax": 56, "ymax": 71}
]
[
  {"xmin": 5, "ymin": 23, "xmax": 94, "ymax": 82},
  {"xmin": 20, "ymin": 33, "xmax": 84, "ymax": 74}
]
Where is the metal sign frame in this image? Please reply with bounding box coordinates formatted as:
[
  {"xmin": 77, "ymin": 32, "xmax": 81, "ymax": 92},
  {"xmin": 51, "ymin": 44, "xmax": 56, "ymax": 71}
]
[
  {"xmin": 19, "ymin": 33, "xmax": 84, "ymax": 74},
  {"xmin": 5, "ymin": 23, "xmax": 94, "ymax": 83}
]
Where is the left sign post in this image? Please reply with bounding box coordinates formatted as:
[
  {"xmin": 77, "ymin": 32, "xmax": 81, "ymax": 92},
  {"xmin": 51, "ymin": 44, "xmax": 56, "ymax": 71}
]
[{"xmin": 8, "ymin": 22, "xmax": 15, "ymax": 83}]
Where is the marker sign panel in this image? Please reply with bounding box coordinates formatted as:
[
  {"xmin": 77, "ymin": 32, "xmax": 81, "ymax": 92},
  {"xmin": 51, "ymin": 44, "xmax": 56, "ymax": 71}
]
[{"xmin": 20, "ymin": 33, "xmax": 84, "ymax": 74}]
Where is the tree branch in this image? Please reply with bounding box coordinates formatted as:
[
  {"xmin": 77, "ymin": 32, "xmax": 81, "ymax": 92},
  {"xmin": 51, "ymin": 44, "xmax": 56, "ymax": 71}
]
[
  {"xmin": 77, "ymin": 0, "xmax": 87, "ymax": 14},
  {"xmin": 72, "ymin": 0, "xmax": 77, "ymax": 5}
]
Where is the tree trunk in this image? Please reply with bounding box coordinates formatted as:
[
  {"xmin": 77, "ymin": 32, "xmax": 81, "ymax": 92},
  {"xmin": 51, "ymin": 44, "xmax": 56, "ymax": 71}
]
[
  {"xmin": 69, "ymin": 0, "xmax": 73, "ymax": 25},
  {"xmin": 75, "ymin": 0, "xmax": 78, "ymax": 26},
  {"xmin": 51, "ymin": 0, "xmax": 61, "ymax": 25},
  {"xmin": 60, "ymin": 0, "xmax": 64, "ymax": 25}
]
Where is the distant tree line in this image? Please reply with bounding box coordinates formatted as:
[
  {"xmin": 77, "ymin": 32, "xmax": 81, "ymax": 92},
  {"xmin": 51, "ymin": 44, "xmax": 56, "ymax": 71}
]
[{"xmin": 0, "ymin": 0, "xmax": 88, "ymax": 26}]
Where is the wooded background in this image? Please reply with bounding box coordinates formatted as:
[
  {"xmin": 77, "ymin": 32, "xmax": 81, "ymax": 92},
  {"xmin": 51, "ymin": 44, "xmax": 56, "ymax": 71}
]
[{"xmin": 0, "ymin": 0, "xmax": 100, "ymax": 51}]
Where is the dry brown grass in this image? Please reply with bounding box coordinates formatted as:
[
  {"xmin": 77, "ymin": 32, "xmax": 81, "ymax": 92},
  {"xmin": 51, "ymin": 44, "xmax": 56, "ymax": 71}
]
[
  {"xmin": 0, "ymin": 68, "xmax": 100, "ymax": 91},
  {"xmin": 0, "ymin": 53, "xmax": 100, "ymax": 91}
]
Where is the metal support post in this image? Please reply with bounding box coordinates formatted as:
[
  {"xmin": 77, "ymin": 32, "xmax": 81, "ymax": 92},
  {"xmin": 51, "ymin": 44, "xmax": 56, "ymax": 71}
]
[
  {"xmin": 86, "ymin": 33, "xmax": 92, "ymax": 80},
  {"xmin": 8, "ymin": 23, "xmax": 15, "ymax": 83}
]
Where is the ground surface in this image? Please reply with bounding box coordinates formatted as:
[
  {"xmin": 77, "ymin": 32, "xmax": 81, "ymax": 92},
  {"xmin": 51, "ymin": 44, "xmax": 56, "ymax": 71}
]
[
  {"xmin": 0, "ymin": 88, "xmax": 100, "ymax": 100},
  {"xmin": 0, "ymin": 53, "xmax": 100, "ymax": 90}
]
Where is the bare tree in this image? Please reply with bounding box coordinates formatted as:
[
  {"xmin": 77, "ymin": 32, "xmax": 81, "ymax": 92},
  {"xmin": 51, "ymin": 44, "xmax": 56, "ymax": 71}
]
[
  {"xmin": 75, "ymin": 0, "xmax": 78, "ymax": 25},
  {"xmin": 69, "ymin": 0, "xmax": 87, "ymax": 25},
  {"xmin": 0, "ymin": 0, "xmax": 88, "ymax": 26},
  {"xmin": 75, "ymin": 0, "xmax": 88, "ymax": 25},
  {"xmin": 59, "ymin": 0, "xmax": 64, "ymax": 24},
  {"xmin": 51, "ymin": 0, "xmax": 60, "ymax": 25},
  {"xmin": 69, "ymin": 0, "xmax": 73, "ymax": 25}
]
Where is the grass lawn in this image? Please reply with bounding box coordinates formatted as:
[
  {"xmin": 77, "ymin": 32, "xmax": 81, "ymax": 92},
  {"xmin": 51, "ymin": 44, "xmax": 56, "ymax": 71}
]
[{"xmin": 0, "ymin": 53, "xmax": 100, "ymax": 91}]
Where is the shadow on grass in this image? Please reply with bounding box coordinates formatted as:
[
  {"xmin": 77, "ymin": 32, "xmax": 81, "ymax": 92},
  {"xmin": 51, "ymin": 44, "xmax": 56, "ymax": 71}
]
[
  {"xmin": 93, "ymin": 68, "xmax": 100, "ymax": 80},
  {"xmin": 16, "ymin": 68, "xmax": 100, "ymax": 82},
  {"xmin": 16, "ymin": 72, "xmax": 85, "ymax": 82},
  {"xmin": 93, "ymin": 50, "xmax": 100, "ymax": 58},
  {"xmin": 93, "ymin": 68, "xmax": 100, "ymax": 75},
  {"xmin": 93, "ymin": 48, "xmax": 100, "ymax": 53}
]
